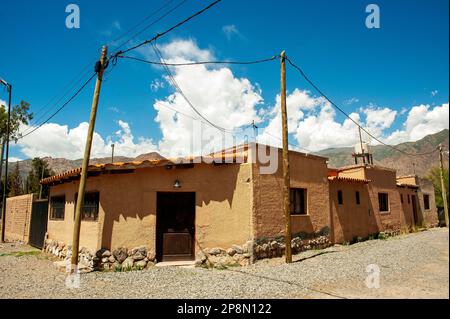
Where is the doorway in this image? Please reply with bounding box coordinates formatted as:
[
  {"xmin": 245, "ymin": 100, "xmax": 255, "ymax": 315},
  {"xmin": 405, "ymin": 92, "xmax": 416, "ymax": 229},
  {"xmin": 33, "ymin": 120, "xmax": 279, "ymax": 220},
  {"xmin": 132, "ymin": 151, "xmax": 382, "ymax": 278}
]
[
  {"xmin": 156, "ymin": 192, "xmax": 196, "ymax": 262},
  {"xmin": 412, "ymin": 195, "xmax": 419, "ymax": 226}
]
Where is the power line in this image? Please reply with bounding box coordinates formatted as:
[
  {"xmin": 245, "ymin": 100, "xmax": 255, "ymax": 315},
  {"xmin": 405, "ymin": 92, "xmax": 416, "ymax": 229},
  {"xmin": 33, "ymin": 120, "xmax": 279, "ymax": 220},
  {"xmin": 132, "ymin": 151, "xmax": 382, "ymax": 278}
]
[
  {"xmin": 151, "ymin": 42, "xmax": 237, "ymax": 133},
  {"xmin": 18, "ymin": 73, "xmax": 97, "ymax": 140},
  {"xmin": 112, "ymin": 0, "xmax": 189, "ymax": 52},
  {"xmin": 117, "ymin": 54, "xmax": 279, "ymax": 66},
  {"xmin": 112, "ymin": 0, "xmax": 222, "ymax": 58},
  {"xmin": 285, "ymin": 56, "xmax": 439, "ymax": 158}
]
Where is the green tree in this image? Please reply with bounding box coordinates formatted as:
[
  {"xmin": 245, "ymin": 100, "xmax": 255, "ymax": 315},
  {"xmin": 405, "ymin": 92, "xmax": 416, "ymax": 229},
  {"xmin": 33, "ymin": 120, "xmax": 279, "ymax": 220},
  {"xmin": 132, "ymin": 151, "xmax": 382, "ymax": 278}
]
[
  {"xmin": 425, "ymin": 167, "xmax": 449, "ymax": 208},
  {"xmin": 0, "ymin": 101, "xmax": 33, "ymax": 197},
  {"xmin": 26, "ymin": 158, "xmax": 54, "ymax": 199},
  {"xmin": 7, "ymin": 162, "xmax": 24, "ymax": 197}
]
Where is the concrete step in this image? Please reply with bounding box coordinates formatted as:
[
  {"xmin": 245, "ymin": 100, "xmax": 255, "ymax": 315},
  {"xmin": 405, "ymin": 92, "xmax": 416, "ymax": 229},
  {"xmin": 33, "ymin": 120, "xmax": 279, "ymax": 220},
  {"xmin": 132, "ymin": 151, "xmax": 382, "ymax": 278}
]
[{"xmin": 155, "ymin": 261, "xmax": 196, "ymax": 268}]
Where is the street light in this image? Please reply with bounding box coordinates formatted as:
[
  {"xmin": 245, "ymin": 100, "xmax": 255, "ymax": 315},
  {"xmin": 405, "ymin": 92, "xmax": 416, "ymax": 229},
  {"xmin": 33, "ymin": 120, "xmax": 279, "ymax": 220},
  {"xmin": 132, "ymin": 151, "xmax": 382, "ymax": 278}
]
[{"xmin": 0, "ymin": 77, "xmax": 12, "ymax": 243}]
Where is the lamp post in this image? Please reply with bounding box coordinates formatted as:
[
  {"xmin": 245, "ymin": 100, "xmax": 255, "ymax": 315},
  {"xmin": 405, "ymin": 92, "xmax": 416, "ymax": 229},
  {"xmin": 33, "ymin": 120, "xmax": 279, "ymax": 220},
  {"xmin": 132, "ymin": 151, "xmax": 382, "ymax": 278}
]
[{"xmin": 0, "ymin": 78, "xmax": 12, "ymax": 243}]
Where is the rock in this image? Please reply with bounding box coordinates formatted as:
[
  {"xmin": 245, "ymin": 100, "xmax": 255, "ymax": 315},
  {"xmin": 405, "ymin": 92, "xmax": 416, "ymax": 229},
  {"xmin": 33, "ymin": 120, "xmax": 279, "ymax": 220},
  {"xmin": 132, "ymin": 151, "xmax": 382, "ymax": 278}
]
[
  {"xmin": 101, "ymin": 257, "xmax": 109, "ymax": 263},
  {"xmin": 135, "ymin": 260, "xmax": 147, "ymax": 269},
  {"xmin": 227, "ymin": 248, "xmax": 237, "ymax": 256},
  {"xmin": 131, "ymin": 252, "xmax": 146, "ymax": 261},
  {"xmin": 113, "ymin": 247, "xmax": 128, "ymax": 263},
  {"xmin": 102, "ymin": 263, "xmax": 111, "ymax": 271},
  {"xmin": 232, "ymin": 245, "xmax": 243, "ymax": 254},
  {"xmin": 108, "ymin": 256, "xmax": 116, "ymax": 263},
  {"xmin": 209, "ymin": 248, "xmax": 225, "ymax": 256},
  {"xmin": 147, "ymin": 251, "xmax": 156, "ymax": 262},
  {"xmin": 146, "ymin": 261, "xmax": 155, "ymax": 269},
  {"xmin": 122, "ymin": 257, "xmax": 134, "ymax": 270}
]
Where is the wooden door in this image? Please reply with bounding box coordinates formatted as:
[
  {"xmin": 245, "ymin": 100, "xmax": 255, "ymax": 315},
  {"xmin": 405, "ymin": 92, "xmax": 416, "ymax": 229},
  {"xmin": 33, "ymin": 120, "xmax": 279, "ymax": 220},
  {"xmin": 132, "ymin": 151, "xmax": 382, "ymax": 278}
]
[{"xmin": 156, "ymin": 192, "xmax": 195, "ymax": 262}]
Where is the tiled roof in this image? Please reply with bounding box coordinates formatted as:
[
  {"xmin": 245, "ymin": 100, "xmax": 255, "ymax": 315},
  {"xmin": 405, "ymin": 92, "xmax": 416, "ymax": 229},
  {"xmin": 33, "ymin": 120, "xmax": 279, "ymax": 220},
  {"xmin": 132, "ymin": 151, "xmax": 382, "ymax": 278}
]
[
  {"xmin": 40, "ymin": 152, "xmax": 248, "ymax": 185},
  {"xmin": 328, "ymin": 176, "xmax": 371, "ymax": 183}
]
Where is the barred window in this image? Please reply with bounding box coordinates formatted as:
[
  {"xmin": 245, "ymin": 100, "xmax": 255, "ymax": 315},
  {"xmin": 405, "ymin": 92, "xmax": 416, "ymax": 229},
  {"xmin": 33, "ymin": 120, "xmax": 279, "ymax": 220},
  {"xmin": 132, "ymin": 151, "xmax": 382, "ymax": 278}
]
[
  {"xmin": 75, "ymin": 192, "xmax": 100, "ymax": 221},
  {"xmin": 355, "ymin": 191, "xmax": 361, "ymax": 205},
  {"xmin": 50, "ymin": 196, "xmax": 65, "ymax": 220},
  {"xmin": 338, "ymin": 190, "xmax": 344, "ymax": 205}
]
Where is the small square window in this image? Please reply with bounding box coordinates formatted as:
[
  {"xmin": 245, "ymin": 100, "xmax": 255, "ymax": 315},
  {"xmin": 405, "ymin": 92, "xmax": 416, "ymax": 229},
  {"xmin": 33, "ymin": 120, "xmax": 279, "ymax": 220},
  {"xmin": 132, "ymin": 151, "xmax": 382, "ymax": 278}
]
[
  {"xmin": 400, "ymin": 194, "xmax": 404, "ymax": 204},
  {"xmin": 424, "ymin": 194, "xmax": 430, "ymax": 210},
  {"xmin": 355, "ymin": 191, "xmax": 361, "ymax": 205},
  {"xmin": 50, "ymin": 196, "xmax": 65, "ymax": 220},
  {"xmin": 338, "ymin": 190, "xmax": 344, "ymax": 205},
  {"xmin": 74, "ymin": 192, "xmax": 100, "ymax": 221},
  {"xmin": 378, "ymin": 193, "xmax": 389, "ymax": 212},
  {"xmin": 407, "ymin": 194, "xmax": 410, "ymax": 204},
  {"xmin": 290, "ymin": 188, "xmax": 307, "ymax": 215}
]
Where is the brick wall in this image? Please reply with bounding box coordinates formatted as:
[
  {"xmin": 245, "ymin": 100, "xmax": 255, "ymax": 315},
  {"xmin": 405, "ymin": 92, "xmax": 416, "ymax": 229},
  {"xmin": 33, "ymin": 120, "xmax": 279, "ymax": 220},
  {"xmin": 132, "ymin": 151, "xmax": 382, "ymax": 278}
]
[{"xmin": 4, "ymin": 194, "xmax": 35, "ymax": 243}]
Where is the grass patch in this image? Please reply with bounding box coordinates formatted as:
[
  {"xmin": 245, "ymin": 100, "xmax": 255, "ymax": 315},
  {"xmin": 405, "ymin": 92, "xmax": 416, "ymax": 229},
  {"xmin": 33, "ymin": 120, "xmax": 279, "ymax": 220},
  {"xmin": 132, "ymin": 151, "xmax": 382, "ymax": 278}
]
[{"xmin": 0, "ymin": 250, "xmax": 41, "ymax": 258}]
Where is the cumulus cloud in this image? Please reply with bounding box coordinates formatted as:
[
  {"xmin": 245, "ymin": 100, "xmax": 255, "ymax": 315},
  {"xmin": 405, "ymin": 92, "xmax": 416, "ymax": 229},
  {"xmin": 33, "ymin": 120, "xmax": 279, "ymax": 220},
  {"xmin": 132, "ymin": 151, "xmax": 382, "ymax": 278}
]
[
  {"xmin": 17, "ymin": 120, "xmax": 157, "ymax": 159},
  {"xmin": 151, "ymin": 39, "xmax": 263, "ymax": 157},
  {"xmin": 386, "ymin": 103, "xmax": 449, "ymax": 144},
  {"xmin": 222, "ymin": 24, "xmax": 242, "ymax": 40},
  {"xmin": 363, "ymin": 106, "xmax": 397, "ymax": 138},
  {"xmin": 343, "ymin": 97, "xmax": 359, "ymax": 106}
]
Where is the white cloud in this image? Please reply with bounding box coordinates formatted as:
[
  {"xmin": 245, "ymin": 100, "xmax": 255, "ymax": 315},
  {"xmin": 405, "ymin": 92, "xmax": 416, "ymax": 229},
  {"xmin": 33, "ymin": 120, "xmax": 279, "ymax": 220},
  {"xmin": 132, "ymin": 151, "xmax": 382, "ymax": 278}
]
[
  {"xmin": 151, "ymin": 39, "xmax": 263, "ymax": 157},
  {"xmin": 386, "ymin": 103, "xmax": 449, "ymax": 144},
  {"xmin": 363, "ymin": 106, "xmax": 397, "ymax": 138},
  {"xmin": 343, "ymin": 97, "xmax": 359, "ymax": 106},
  {"xmin": 17, "ymin": 120, "xmax": 157, "ymax": 160},
  {"xmin": 150, "ymin": 79, "xmax": 165, "ymax": 92},
  {"xmin": 431, "ymin": 90, "xmax": 438, "ymax": 97},
  {"xmin": 108, "ymin": 106, "xmax": 120, "ymax": 113},
  {"xmin": 8, "ymin": 157, "xmax": 23, "ymax": 162},
  {"xmin": 222, "ymin": 24, "xmax": 242, "ymax": 40}
]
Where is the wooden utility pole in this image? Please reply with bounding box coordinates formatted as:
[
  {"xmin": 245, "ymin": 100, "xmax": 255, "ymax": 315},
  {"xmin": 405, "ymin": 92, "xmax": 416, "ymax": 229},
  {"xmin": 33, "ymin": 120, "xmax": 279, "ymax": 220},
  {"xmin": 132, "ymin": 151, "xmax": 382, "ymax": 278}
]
[
  {"xmin": 358, "ymin": 126, "xmax": 366, "ymax": 165},
  {"xmin": 439, "ymin": 144, "xmax": 449, "ymax": 227},
  {"xmin": 71, "ymin": 46, "xmax": 108, "ymax": 270},
  {"xmin": 111, "ymin": 144, "xmax": 115, "ymax": 163},
  {"xmin": 280, "ymin": 51, "xmax": 292, "ymax": 263}
]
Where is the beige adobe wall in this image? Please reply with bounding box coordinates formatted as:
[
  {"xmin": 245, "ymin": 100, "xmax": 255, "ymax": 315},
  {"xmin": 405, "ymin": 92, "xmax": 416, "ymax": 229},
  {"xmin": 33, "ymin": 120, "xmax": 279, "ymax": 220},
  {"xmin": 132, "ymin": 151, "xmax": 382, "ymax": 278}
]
[
  {"xmin": 46, "ymin": 162, "xmax": 253, "ymax": 254},
  {"xmin": 47, "ymin": 183, "xmax": 100, "ymax": 252},
  {"xmin": 417, "ymin": 178, "xmax": 439, "ymax": 226},
  {"xmin": 337, "ymin": 166, "xmax": 367, "ymax": 180},
  {"xmin": 5, "ymin": 194, "xmax": 34, "ymax": 243},
  {"xmin": 329, "ymin": 181, "xmax": 375, "ymax": 243},
  {"xmin": 251, "ymin": 147, "xmax": 330, "ymax": 239},
  {"xmin": 397, "ymin": 176, "xmax": 418, "ymax": 186},
  {"xmin": 364, "ymin": 166, "xmax": 403, "ymax": 232}
]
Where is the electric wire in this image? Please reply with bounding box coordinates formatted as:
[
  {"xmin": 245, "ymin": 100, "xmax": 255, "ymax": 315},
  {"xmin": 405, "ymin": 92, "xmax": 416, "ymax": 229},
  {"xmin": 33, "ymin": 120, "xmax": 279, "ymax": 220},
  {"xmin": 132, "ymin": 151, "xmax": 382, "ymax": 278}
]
[
  {"xmin": 111, "ymin": 0, "xmax": 222, "ymax": 58},
  {"xmin": 18, "ymin": 73, "xmax": 97, "ymax": 140},
  {"xmin": 285, "ymin": 56, "xmax": 439, "ymax": 158}
]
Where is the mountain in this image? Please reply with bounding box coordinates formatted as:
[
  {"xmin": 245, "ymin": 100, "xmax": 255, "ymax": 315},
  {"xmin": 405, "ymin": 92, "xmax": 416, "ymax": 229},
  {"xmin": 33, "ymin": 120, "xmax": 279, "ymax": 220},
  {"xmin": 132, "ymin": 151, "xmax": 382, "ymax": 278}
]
[
  {"xmin": 318, "ymin": 129, "xmax": 449, "ymax": 177},
  {"xmin": 3, "ymin": 129, "xmax": 449, "ymax": 180}
]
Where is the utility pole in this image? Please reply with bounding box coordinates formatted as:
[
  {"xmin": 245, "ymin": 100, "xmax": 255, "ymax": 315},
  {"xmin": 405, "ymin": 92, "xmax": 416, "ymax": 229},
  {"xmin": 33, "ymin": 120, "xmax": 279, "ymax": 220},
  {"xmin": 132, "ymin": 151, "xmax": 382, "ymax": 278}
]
[
  {"xmin": 439, "ymin": 144, "xmax": 449, "ymax": 227},
  {"xmin": 0, "ymin": 78, "xmax": 12, "ymax": 243},
  {"xmin": 38, "ymin": 162, "xmax": 45, "ymax": 200},
  {"xmin": 71, "ymin": 46, "xmax": 108, "ymax": 270},
  {"xmin": 111, "ymin": 144, "xmax": 115, "ymax": 163},
  {"xmin": 358, "ymin": 126, "xmax": 366, "ymax": 165},
  {"xmin": 280, "ymin": 51, "xmax": 292, "ymax": 263}
]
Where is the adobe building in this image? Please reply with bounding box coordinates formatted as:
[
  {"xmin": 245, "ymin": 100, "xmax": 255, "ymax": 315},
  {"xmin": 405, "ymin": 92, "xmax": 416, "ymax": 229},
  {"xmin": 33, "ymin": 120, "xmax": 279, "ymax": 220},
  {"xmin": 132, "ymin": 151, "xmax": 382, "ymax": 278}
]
[
  {"xmin": 39, "ymin": 143, "xmax": 439, "ymax": 271},
  {"xmin": 40, "ymin": 144, "xmax": 332, "ymax": 270}
]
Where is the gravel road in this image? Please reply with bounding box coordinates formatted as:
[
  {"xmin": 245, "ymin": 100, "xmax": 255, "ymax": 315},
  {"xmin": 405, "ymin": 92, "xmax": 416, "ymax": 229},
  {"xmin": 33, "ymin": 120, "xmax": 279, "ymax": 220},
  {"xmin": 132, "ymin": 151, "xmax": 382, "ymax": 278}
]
[{"xmin": 0, "ymin": 228, "xmax": 448, "ymax": 299}]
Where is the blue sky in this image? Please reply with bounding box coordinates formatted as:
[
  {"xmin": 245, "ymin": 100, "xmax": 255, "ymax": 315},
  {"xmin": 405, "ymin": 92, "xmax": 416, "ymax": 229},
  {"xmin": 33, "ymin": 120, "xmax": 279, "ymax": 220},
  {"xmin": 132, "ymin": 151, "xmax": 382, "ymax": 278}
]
[{"xmin": 0, "ymin": 0, "xmax": 448, "ymax": 160}]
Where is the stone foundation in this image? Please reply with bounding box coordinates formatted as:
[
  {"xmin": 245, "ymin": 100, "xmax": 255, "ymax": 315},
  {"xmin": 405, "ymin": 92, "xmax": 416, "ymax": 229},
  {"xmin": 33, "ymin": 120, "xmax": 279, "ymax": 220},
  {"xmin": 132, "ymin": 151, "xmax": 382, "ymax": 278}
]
[{"xmin": 43, "ymin": 239, "xmax": 156, "ymax": 272}]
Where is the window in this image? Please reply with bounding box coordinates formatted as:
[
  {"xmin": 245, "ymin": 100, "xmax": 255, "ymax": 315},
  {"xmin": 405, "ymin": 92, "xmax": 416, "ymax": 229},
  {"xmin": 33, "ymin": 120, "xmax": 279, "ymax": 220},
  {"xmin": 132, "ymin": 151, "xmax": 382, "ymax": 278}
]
[
  {"xmin": 74, "ymin": 192, "xmax": 100, "ymax": 221},
  {"xmin": 424, "ymin": 194, "xmax": 430, "ymax": 210},
  {"xmin": 378, "ymin": 193, "xmax": 389, "ymax": 212},
  {"xmin": 355, "ymin": 191, "xmax": 360, "ymax": 205},
  {"xmin": 338, "ymin": 190, "xmax": 344, "ymax": 205},
  {"xmin": 400, "ymin": 194, "xmax": 404, "ymax": 204},
  {"xmin": 50, "ymin": 196, "xmax": 65, "ymax": 220},
  {"xmin": 290, "ymin": 188, "xmax": 307, "ymax": 215}
]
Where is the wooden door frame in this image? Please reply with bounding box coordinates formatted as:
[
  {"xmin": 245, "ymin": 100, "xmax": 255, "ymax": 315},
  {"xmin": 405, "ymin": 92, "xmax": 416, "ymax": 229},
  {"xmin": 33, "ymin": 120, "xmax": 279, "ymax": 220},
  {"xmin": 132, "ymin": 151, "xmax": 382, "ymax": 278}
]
[{"xmin": 155, "ymin": 192, "xmax": 196, "ymax": 262}]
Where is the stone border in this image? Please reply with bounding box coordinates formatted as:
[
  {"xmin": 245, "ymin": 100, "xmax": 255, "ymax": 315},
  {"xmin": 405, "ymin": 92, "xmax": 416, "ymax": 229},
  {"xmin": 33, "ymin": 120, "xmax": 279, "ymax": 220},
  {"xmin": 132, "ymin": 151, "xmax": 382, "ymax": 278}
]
[{"xmin": 43, "ymin": 240, "xmax": 156, "ymax": 272}]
